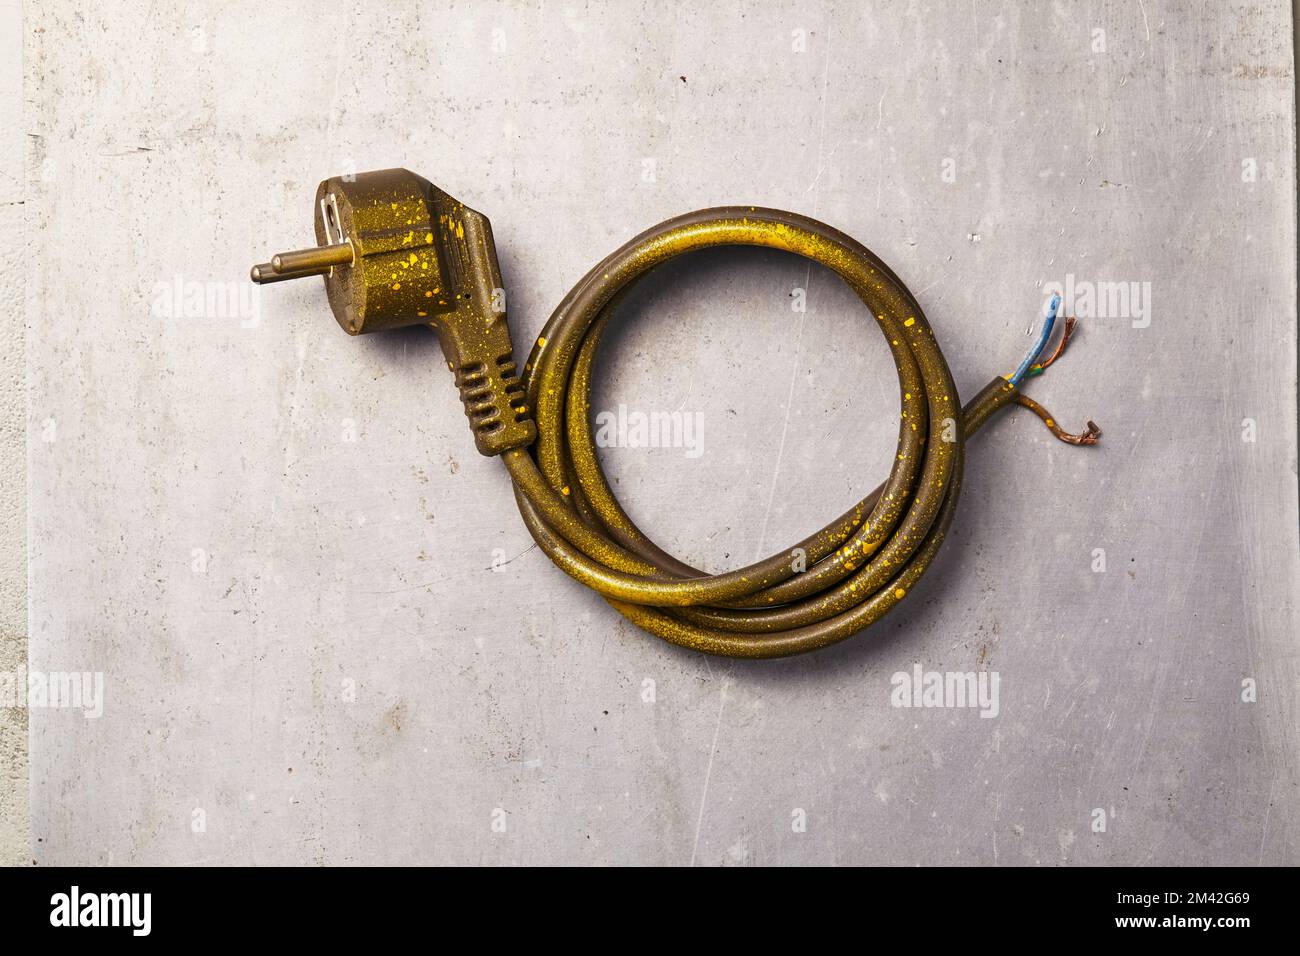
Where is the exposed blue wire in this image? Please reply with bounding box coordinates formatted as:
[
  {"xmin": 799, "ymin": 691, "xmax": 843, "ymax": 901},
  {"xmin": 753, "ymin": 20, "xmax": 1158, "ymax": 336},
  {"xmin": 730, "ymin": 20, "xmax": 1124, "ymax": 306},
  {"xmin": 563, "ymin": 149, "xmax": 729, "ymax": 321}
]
[{"xmin": 1008, "ymin": 292, "xmax": 1060, "ymax": 387}]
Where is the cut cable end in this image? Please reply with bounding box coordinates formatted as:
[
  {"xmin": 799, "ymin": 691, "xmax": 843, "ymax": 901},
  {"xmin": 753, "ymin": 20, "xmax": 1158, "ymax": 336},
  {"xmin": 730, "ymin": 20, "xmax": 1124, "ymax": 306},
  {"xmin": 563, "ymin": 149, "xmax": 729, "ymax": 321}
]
[{"xmin": 1060, "ymin": 419, "xmax": 1103, "ymax": 446}]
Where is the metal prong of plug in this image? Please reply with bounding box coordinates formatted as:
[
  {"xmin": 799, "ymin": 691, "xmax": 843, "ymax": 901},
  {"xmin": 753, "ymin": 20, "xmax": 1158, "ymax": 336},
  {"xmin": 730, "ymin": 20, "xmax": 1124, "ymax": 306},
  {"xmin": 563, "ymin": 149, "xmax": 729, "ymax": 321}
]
[
  {"xmin": 251, "ymin": 192, "xmax": 353, "ymax": 285},
  {"xmin": 250, "ymin": 240, "xmax": 353, "ymax": 284},
  {"xmin": 250, "ymin": 262, "xmax": 328, "ymax": 283},
  {"xmin": 271, "ymin": 242, "xmax": 354, "ymax": 274}
]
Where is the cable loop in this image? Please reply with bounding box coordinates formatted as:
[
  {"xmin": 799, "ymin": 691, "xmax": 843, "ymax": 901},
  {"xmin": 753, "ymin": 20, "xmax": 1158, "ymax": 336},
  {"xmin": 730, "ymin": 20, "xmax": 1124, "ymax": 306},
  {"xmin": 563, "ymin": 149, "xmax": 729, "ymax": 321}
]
[{"xmin": 502, "ymin": 209, "xmax": 1020, "ymax": 658}]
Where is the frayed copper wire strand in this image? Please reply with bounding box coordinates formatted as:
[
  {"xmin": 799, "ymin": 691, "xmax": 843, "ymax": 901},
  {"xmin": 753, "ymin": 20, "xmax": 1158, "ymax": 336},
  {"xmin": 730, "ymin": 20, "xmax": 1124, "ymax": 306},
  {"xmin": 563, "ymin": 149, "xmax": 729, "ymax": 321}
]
[
  {"xmin": 1015, "ymin": 393, "xmax": 1101, "ymax": 445},
  {"xmin": 1017, "ymin": 316, "xmax": 1101, "ymax": 445}
]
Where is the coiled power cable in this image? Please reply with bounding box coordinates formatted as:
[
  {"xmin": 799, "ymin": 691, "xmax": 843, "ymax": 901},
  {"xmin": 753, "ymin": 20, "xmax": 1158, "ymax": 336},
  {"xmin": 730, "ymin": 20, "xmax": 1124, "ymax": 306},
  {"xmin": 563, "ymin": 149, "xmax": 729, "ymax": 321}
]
[
  {"xmin": 253, "ymin": 173, "xmax": 1100, "ymax": 660},
  {"xmin": 500, "ymin": 208, "xmax": 1097, "ymax": 658}
]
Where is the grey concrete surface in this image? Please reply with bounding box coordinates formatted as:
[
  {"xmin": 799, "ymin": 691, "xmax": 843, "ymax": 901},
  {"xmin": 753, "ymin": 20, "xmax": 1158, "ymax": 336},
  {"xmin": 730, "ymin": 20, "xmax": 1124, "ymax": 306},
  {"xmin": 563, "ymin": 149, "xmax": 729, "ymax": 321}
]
[
  {"xmin": 21, "ymin": 0, "xmax": 1299, "ymax": 865},
  {"xmin": 1, "ymin": 0, "xmax": 28, "ymax": 867}
]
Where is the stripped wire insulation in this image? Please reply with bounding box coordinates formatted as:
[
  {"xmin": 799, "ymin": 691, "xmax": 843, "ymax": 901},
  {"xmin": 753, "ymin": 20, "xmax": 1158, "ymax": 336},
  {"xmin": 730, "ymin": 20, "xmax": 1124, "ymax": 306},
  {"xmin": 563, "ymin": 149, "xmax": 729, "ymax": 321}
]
[
  {"xmin": 1008, "ymin": 292, "xmax": 1061, "ymax": 387},
  {"xmin": 1005, "ymin": 295, "xmax": 1101, "ymax": 446}
]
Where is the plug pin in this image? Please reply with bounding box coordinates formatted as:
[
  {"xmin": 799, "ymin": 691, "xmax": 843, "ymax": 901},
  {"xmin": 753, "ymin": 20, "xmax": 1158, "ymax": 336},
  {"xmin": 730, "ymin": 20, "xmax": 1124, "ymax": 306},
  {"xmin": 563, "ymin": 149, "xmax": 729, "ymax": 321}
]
[
  {"xmin": 250, "ymin": 262, "xmax": 328, "ymax": 283},
  {"xmin": 271, "ymin": 241, "xmax": 355, "ymax": 274},
  {"xmin": 250, "ymin": 241, "xmax": 354, "ymax": 284}
]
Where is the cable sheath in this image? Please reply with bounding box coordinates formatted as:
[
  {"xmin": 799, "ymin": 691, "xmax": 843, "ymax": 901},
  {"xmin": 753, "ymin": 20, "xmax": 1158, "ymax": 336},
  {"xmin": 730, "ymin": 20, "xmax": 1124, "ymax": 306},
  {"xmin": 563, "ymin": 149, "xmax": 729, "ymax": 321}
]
[{"xmin": 501, "ymin": 208, "xmax": 1020, "ymax": 658}]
